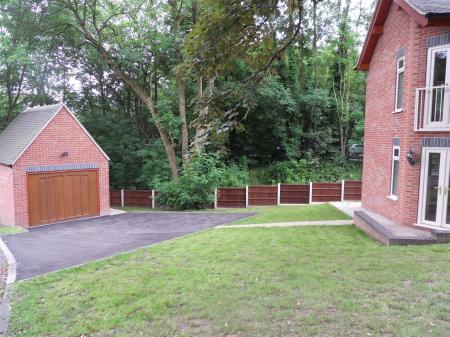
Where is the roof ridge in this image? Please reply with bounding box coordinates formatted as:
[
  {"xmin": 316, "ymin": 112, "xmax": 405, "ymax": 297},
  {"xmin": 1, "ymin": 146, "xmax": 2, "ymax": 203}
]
[{"xmin": 23, "ymin": 102, "xmax": 64, "ymax": 113}]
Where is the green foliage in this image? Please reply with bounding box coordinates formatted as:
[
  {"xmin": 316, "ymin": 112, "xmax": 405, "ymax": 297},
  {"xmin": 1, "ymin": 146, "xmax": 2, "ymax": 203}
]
[
  {"xmin": 0, "ymin": 0, "xmax": 372, "ymax": 191},
  {"xmin": 157, "ymin": 154, "xmax": 248, "ymax": 210},
  {"xmin": 183, "ymin": 0, "xmax": 294, "ymax": 77},
  {"xmin": 250, "ymin": 159, "xmax": 362, "ymax": 185},
  {"xmin": 137, "ymin": 141, "xmax": 172, "ymax": 189}
]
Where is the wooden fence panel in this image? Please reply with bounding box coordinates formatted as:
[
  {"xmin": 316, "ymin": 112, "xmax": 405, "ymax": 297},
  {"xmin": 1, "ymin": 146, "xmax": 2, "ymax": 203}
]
[
  {"xmin": 248, "ymin": 185, "xmax": 277, "ymax": 206},
  {"xmin": 280, "ymin": 184, "xmax": 309, "ymax": 204},
  {"xmin": 124, "ymin": 190, "xmax": 152, "ymax": 207},
  {"xmin": 111, "ymin": 180, "xmax": 361, "ymax": 209},
  {"xmin": 344, "ymin": 181, "xmax": 362, "ymax": 201},
  {"xmin": 217, "ymin": 188, "xmax": 246, "ymax": 208},
  {"xmin": 312, "ymin": 182, "xmax": 342, "ymax": 202},
  {"xmin": 110, "ymin": 190, "xmax": 122, "ymax": 206}
]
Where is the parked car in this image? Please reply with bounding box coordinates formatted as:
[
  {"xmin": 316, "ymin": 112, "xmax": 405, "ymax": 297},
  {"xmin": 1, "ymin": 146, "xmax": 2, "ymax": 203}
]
[{"xmin": 348, "ymin": 144, "xmax": 364, "ymax": 161}]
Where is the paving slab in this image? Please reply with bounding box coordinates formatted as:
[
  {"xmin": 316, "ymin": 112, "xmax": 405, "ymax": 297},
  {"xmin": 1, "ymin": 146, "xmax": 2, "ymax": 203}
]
[
  {"xmin": 330, "ymin": 201, "xmax": 362, "ymax": 218},
  {"xmin": 3, "ymin": 212, "xmax": 254, "ymax": 281}
]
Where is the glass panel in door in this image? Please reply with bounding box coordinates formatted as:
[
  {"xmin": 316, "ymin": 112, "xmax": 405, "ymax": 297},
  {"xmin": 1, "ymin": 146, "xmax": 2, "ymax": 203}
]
[
  {"xmin": 424, "ymin": 152, "xmax": 442, "ymax": 222},
  {"xmin": 444, "ymin": 153, "xmax": 450, "ymax": 227}
]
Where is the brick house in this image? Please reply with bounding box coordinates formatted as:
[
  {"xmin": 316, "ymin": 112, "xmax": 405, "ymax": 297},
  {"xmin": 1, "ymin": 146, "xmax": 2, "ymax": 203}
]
[
  {"xmin": 355, "ymin": 0, "xmax": 450, "ymax": 242},
  {"xmin": 0, "ymin": 103, "xmax": 110, "ymax": 228}
]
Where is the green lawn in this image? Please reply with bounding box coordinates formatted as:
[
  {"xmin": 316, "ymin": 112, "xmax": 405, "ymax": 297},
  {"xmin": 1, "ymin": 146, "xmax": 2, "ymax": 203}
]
[
  {"xmin": 0, "ymin": 226, "xmax": 25, "ymax": 235},
  {"xmin": 9, "ymin": 226, "xmax": 450, "ymax": 337},
  {"xmin": 115, "ymin": 204, "xmax": 351, "ymax": 225},
  {"xmin": 227, "ymin": 204, "xmax": 351, "ymax": 225}
]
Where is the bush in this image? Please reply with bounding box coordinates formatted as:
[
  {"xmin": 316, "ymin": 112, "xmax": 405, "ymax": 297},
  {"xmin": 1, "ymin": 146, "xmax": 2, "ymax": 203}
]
[
  {"xmin": 250, "ymin": 159, "xmax": 362, "ymax": 184},
  {"xmin": 157, "ymin": 154, "xmax": 248, "ymax": 210}
]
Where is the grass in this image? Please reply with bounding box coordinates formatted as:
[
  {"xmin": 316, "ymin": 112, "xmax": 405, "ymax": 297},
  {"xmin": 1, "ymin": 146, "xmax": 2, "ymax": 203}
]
[
  {"xmin": 226, "ymin": 204, "xmax": 351, "ymax": 225},
  {"xmin": 0, "ymin": 226, "xmax": 25, "ymax": 235},
  {"xmin": 9, "ymin": 226, "xmax": 450, "ymax": 337},
  {"xmin": 115, "ymin": 204, "xmax": 351, "ymax": 225}
]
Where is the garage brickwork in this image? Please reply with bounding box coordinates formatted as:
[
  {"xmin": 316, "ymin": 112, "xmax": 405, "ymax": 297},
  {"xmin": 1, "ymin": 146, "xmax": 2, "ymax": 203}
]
[
  {"xmin": 362, "ymin": 2, "xmax": 450, "ymax": 225},
  {"xmin": 0, "ymin": 165, "xmax": 15, "ymax": 226},
  {"xmin": 12, "ymin": 107, "xmax": 110, "ymax": 227}
]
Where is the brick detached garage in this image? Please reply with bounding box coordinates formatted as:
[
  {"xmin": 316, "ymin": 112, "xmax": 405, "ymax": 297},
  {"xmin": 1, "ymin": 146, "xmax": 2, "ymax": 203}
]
[{"xmin": 0, "ymin": 103, "xmax": 110, "ymax": 227}]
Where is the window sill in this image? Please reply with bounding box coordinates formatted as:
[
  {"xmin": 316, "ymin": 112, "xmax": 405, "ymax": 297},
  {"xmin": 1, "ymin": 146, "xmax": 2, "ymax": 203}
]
[
  {"xmin": 393, "ymin": 109, "xmax": 403, "ymax": 114},
  {"xmin": 387, "ymin": 195, "xmax": 398, "ymax": 202}
]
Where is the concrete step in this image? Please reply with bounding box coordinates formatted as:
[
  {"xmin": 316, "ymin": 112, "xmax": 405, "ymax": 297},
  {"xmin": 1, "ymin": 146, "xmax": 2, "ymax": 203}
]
[
  {"xmin": 411, "ymin": 224, "xmax": 450, "ymax": 243},
  {"xmin": 432, "ymin": 229, "xmax": 450, "ymax": 243},
  {"xmin": 354, "ymin": 211, "xmax": 438, "ymax": 246}
]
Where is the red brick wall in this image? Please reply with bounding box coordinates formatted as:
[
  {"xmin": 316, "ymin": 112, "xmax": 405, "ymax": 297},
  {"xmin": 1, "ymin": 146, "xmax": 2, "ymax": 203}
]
[
  {"xmin": 0, "ymin": 165, "xmax": 15, "ymax": 226},
  {"xmin": 12, "ymin": 107, "xmax": 110, "ymax": 227},
  {"xmin": 362, "ymin": 3, "xmax": 450, "ymax": 225}
]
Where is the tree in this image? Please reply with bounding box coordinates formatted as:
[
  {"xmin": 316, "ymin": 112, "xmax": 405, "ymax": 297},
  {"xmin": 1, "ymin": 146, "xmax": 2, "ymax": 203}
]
[
  {"xmin": 329, "ymin": 0, "xmax": 366, "ymax": 158},
  {"xmin": 0, "ymin": 0, "xmax": 372, "ymax": 188},
  {"xmin": 49, "ymin": 0, "xmax": 180, "ymax": 178}
]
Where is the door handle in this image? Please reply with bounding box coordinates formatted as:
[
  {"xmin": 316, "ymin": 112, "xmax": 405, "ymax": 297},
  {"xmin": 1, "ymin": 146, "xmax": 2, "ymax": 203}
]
[
  {"xmin": 444, "ymin": 187, "xmax": 450, "ymax": 196},
  {"xmin": 434, "ymin": 186, "xmax": 442, "ymax": 194}
]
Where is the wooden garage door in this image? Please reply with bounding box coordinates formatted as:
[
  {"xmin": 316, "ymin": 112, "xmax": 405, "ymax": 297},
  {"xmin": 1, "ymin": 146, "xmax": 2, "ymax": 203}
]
[{"xmin": 28, "ymin": 170, "xmax": 99, "ymax": 226}]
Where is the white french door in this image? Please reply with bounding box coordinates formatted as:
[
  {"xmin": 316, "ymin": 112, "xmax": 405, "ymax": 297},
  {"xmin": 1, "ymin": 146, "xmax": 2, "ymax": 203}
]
[
  {"xmin": 426, "ymin": 46, "xmax": 450, "ymax": 128},
  {"xmin": 419, "ymin": 148, "xmax": 450, "ymax": 228}
]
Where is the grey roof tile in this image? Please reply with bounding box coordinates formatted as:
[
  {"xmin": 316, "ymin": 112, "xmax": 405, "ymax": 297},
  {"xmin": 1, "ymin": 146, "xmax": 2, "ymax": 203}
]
[
  {"xmin": 407, "ymin": 0, "xmax": 450, "ymax": 16},
  {"xmin": 0, "ymin": 103, "xmax": 64, "ymax": 166}
]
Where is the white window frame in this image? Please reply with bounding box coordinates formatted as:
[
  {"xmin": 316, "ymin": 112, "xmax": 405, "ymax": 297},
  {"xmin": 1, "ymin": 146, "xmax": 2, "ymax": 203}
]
[
  {"xmin": 395, "ymin": 57, "xmax": 405, "ymax": 113},
  {"xmin": 423, "ymin": 45, "xmax": 450, "ymax": 128},
  {"xmin": 389, "ymin": 146, "xmax": 400, "ymax": 200}
]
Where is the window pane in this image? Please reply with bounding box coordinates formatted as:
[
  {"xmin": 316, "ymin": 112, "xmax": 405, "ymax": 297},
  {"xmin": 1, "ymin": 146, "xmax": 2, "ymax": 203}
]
[
  {"xmin": 392, "ymin": 159, "xmax": 399, "ymax": 196},
  {"xmin": 433, "ymin": 51, "xmax": 447, "ymax": 86},
  {"xmin": 396, "ymin": 71, "xmax": 404, "ymax": 110},
  {"xmin": 431, "ymin": 86, "xmax": 445, "ymax": 122}
]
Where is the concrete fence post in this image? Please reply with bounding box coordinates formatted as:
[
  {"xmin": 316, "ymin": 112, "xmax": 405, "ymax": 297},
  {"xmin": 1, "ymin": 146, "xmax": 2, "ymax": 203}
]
[
  {"xmin": 214, "ymin": 188, "xmax": 218, "ymax": 209},
  {"xmin": 151, "ymin": 189, "xmax": 155, "ymax": 209},
  {"xmin": 245, "ymin": 185, "xmax": 249, "ymax": 208},
  {"xmin": 120, "ymin": 189, "xmax": 125, "ymax": 208},
  {"xmin": 341, "ymin": 180, "xmax": 345, "ymax": 202},
  {"xmin": 309, "ymin": 182, "xmax": 313, "ymax": 204},
  {"xmin": 277, "ymin": 183, "xmax": 281, "ymax": 205}
]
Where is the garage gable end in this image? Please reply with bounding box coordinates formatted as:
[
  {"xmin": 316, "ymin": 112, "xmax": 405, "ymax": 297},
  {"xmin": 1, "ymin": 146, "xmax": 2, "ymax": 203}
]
[
  {"xmin": 54, "ymin": 105, "xmax": 110, "ymax": 163},
  {"xmin": 0, "ymin": 103, "xmax": 109, "ymax": 166}
]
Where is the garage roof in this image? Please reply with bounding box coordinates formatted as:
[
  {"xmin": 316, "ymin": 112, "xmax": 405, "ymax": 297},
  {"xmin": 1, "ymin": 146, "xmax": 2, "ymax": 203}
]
[{"xmin": 0, "ymin": 103, "xmax": 109, "ymax": 166}]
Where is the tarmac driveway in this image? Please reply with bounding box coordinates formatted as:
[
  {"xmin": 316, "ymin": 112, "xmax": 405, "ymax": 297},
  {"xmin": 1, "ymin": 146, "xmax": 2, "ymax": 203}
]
[{"xmin": 3, "ymin": 212, "xmax": 254, "ymax": 281}]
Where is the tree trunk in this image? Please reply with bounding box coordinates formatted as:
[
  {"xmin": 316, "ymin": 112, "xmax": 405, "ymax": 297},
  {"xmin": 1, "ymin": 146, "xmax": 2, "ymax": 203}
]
[
  {"xmin": 64, "ymin": 1, "xmax": 179, "ymax": 178},
  {"xmin": 192, "ymin": 77, "xmax": 215, "ymax": 152},
  {"xmin": 340, "ymin": 126, "xmax": 348, "ymax": 159},
  {"xmin": 197, "ymin": 76, "xmax": 203, "ymax": 99},
  {"xmin": 5, "ymin": 64, "xmax": 26, "ymax": 121},
  {"xmin": 312, "ymin": 0, "xmax": 318, "ymax": 88},
  {"xmin": 170, "ymin": 0, "xmax": 189, "ymax": 167},
  {"xmin": 176, "ymin": 73, "xmax": 189, "ymax": 167}
]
